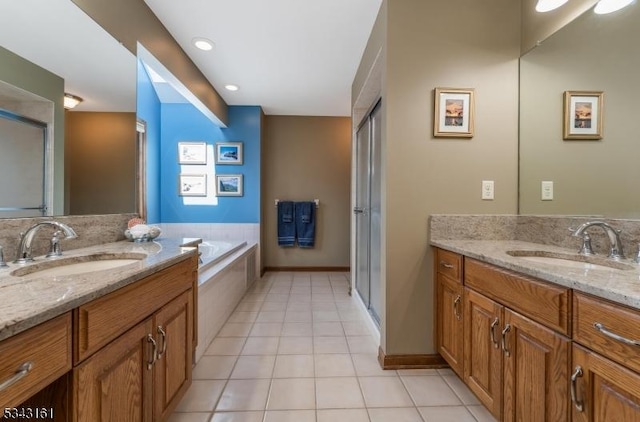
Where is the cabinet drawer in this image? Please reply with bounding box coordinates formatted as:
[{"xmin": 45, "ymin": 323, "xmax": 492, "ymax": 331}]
[
  {"xmin": 464, "ymin": 258, "xmax": 571, "ymax": 335},
  {"xmin": 74, "ymin": 257, "xmax": 196, "ymax": 363},
  {"xmin": 435, "ymin": 249, "xmax": 462, "ymax": 281},
  {"xmin": 573, "ymin": 292, "xmax": 640, "ymax": 373},
  {"xmin": 0, "ymin": 313, "xmax": 72, "ymax": 408}
]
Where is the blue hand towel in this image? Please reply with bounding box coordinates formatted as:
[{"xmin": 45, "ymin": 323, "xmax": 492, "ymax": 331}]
[
  {"xmin": 295, "ymin": 201, "xmax": 316, "ymax": 248},
  {"xmin": 277, "ymin": 201, "xmax": 295, "ymax": 246}
]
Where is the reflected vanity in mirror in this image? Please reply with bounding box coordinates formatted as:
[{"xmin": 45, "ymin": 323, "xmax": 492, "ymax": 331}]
[
  {"xmin": 0, "ymin": 0, "xmax": 140, "ymax": 218},
  {"xmin": 519, "ymin": 3, "xmax": 640, "ymax": 218}
]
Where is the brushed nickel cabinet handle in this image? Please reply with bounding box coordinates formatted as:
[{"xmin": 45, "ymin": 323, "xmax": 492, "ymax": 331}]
[
  {"xmin": 453, "ymin": 296, "xmax": 462, "ymax": 321},
  {"xmin": 0, "ymin": 362, "xmax": 33, "ymax": 392},
  {"xmin": 157, "ymin": 326, "xmax": 167, "ymax": 359},
  {"xmin": 440, "ymin": 261, "xmax": 454, "ymax": 269},
  {"xmin": 594, "ymin": 322, "xmax": 640, "ymax": 347},
  {"xmin": 501, "ymin": 324, "xmax": 512, "ymax": 357},
  {"xmin": 147, "ymin": 334, "xmax": 158, "ymax": 370},
  {"xmin": 571, "ymin": 366, "xmax": 584, "ymax": 412},
  {"xmin": 490, "ymin": 318, "xmax": 500, "ymax": 349}
]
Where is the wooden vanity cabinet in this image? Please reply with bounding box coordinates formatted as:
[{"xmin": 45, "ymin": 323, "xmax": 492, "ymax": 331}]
[
  {"xmin": 502, "ymin": 308, "xmax": 570, "ymax": 422},
  {"xmin": 72, "ymin": 256, "xmax": 197, "ymax": 422},
  {"xmin": 463, "ymin": 287, "xmax": 503, "ymax": 419},
  {"xmin": 435, "ymin": 249, "xmax": 464, "ymax": 377},
  {"xmin": 435, "ymin": 249, "xmax": 572, "ymax": 421},
  {"xmin": 0, "ymin": 313, "xmax": 72, "ymax": 410},
  {"xmin": 570, "ymin": 292, "xmax": 640, "ymax": 421}
]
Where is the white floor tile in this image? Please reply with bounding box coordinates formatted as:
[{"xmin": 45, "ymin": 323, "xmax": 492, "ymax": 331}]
[
  {"xmin": 192, "ymin": 356, "xmax": 237, "ymax": 380},
  {"xmin": 241, "ymin": 337, "xmax": 280, "ymax": 355},
  {"xmin": 210, "ymin": 412, "xmax": 264, "ymax": 422},
  {"xmin": 368, "ymin": 407, "xmax": 424, "ymax": 422},
  {"xmin": 313, "ymin": 336, "xmax": 349, "ymax": 354},
  {"xmin": 267, "ymin": 378, "xmax": 316, "ymax": 410},
  {"xmin": 315, "ymin": 377, "xmax": 365, "ymax": 409},
  {"xmin": 317, "ymin": 409, "xmax": 369, "ymax": 422},
  {"xmin": 277, "ymin": 336, "xmax": 313, "ymax": 355},
  {"xmin": 273, "ymin": 355, "xmax": 315, "ymax": 378},
  {"xmin": 264, "ymin": 410, "xmax": 315, "ymax": 422},
  {"xmin": 230, "ymin": 355, "xmax": 276, "ymax": 379},
  {"xmin": 167, "ymin": 412, "xmax": 212, "ymax": 422},
  {"xmin": 417, "ymin": 406, "xmax": 476, "ymax": 422},
  {"xmin": 351, "ymin": 354, "xmax": 397, "ymax": 377},
  {"xmin": 205, "ymin": 337, "xmax": 246, "ymax": 356},
  {"xmin": 359, "ymin": 376, "xmax": 414, "ymax": 408},
  {"xmin": 401, "ymin": 376, "xmax": 462, "ymax": 407},
  {"xmin": 314, "ymin": 354, "xmax": 356, "ymax": 377},
  {"xmin": 174, "ymin": 380, "xmax": 226, "ymax": 412},
  {"xmin": 216, "ymin": 379, "xmax": 271, "ymax": 411},
  {"xmin": 467, "ymin": 405, "xmax": 499, "ymax": 422}
]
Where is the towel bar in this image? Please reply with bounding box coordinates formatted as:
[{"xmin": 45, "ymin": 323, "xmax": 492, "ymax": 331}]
[{"xmin": 275, "ymin": 199, "xmax": 320, "ymax": 208}]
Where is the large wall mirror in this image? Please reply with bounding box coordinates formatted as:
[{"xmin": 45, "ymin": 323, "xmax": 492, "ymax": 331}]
[
  {"xmin": 0, "ymin": 0, "xmax": 138, "ymax": 217},
  {"xmin": 520, "ymin": 3, "xmax": 639, "ymax": 218}
]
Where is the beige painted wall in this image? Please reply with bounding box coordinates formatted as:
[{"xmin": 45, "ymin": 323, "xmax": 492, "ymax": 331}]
[
  {"xmin": 520, "ymin": 4, "xmax": 640, "ymax": 218},
  {"xmin": 521, "ymin": 0, "xmax": 598, "ymax": 54},
  {"xmin": 71, "ymin": 0, "xmax": 228, "ymax": 125},
  {"xmin": 354, "ymin": 0, "xmax": 521, "ymax": 356},
  {"xmin": 65, "ymin": 112, "xmax": 137, "ymax": 215},
  {"xmin": 262, "ymin": 116, "xmax": 351, "ymax": 269}
]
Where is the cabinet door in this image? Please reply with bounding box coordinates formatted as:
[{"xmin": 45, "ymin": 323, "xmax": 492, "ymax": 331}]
[
  {"xmin": 502, "ymin": 309, "xmax": 570, "ymax": 422},
  {"xmin": 73, "ymin": 318, "xmax": 154, "ymax": 422},
  {"xmin": 463, "ymin": 288, "xmax": 503, "ymax": 419},
  {"xmin": 153, "ymin": 290, "xmax": 193, "ymax": 420},
  {"xmin": 571, "ymin": 344, "xmax": 640, "ymax": 422},
  {"xmin": 436, "ymin": 273, "xmax": 464, "ymax": 377}
]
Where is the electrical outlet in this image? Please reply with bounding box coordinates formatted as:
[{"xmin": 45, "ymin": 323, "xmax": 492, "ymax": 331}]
[
  {"xmin": 541, "ymin": 181, "xmax": 553, "ymax": 200},
  {"xmin": 482, "ymin": 180, "xmax": 494, "ymax": 200}
]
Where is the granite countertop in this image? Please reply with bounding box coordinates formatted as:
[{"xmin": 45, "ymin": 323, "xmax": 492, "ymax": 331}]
[
  {"xmin": 0, "ymin": 237, "xmax": 200, "ymax": 342},
  {"xmin": 431, "ymin": 239, "xmax": 640, "ymax": 311}
]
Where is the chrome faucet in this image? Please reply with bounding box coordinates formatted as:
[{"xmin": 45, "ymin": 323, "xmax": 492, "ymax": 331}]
[
  {"xmin": 571, "ymin": 221, "xmax": 625, "ymax": 261},
  {"xmin": 14, "ymin": 221, "xmax": 78, "ymax": 264}
]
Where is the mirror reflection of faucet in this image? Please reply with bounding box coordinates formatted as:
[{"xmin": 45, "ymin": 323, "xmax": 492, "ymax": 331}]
[{"xmin": 14, "ymin": 221, "xmax": 78, "ymax": 264}]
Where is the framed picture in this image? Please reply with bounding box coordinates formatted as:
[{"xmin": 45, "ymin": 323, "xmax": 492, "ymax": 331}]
[
  {"xmin": 178, "ymin": 142, "xmax": 207, "ymax": 164},
  {"xmin": 215, "ymin": 142, "xmax": 243, "ymax": 165},
  {"xmin": 434, "ymin": 88, "xmax": 475, "ymax": 138},
  {"xmin": 563, "ymin": 91, "xmax": 604, "ymax": 140},
  {"xmin": 179, "ymin": 174, "xmax": 207, "ymax": 196},
  {"xmin": 216, "ymin": 174, "xmax": 243, "ymax": 196}
]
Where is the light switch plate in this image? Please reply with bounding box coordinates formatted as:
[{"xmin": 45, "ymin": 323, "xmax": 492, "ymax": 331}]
[
  {"xmin": 541, "ymin": 181, "xmax": 553, "ymax": 200},
  {"xmin": 482, "ymin": 180, "xmax": 494, "ymax": 200}
]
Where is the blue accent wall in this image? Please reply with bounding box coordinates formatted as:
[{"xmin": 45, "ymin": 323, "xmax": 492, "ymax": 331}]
[
  {"xmin": 136, "ymin": 60, "xmax": 162, "ymax": 224},
  {"xmin": 159, "ymin": 105, "xmax": 261, "ymax": 223}
]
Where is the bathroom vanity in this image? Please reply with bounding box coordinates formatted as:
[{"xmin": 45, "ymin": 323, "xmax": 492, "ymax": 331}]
[
  {"xmin": 433, "ymin": 239, "xmax": 640, "ymax": 421},
  {"xmin": 0, "ymin": 238, "xmax": 198, "ymax": 421}
]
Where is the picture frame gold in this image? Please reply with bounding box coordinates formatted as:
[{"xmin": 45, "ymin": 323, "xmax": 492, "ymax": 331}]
[
  {"xmin": 433, "ymin": 87, "xmax": 475, "ymax": 138},
  {"xmin": 563, "ymin": 91, "xmax": 604, "ymax": 140}
]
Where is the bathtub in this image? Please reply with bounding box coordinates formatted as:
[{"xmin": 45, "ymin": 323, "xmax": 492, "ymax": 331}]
[
  {"xmin": 198, "ymin": 240, "xmax": 248, "ymax": 277},
  {"xmin": 195, "ymin": 239, "xmax": 257, "ymax": 362}
]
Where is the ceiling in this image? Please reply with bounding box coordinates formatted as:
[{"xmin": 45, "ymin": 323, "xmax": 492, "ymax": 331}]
[
  {"xmin": 0, "ymin": 0, "xmax": 380, "ymax": 117},
  {"xmin": 143, "ymin": 0, "xmax": 382, "ymax": 116}
]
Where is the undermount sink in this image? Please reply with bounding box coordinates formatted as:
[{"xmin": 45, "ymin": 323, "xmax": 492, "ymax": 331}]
[
  {"xmin": 505, "ymin": 250, "xmax": 635, "ymax": 271},
  {"xmin": 11, "ymin": 252, "xmax": 147, "ymax": 278}
]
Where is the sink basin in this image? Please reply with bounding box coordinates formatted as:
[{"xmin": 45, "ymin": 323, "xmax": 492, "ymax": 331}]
[
  {"xmin": 11, "ymin": 252, "xmax": 147, "ymax": 277},
  {"xmin": 505, "ymin": 250, "xmax": 634, "ymax": 271}
]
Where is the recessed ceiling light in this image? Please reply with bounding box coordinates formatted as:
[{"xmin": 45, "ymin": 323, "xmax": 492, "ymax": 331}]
[
  {"xmin": 63, "ymin": 93, "xmax": 83, "ymax": 109},
  {"xmin": 192, "ymin": 37, "xmax": 214, "ymax": 51},
  {"xmin": 535, "ymin": 0, "xmax": 569, "ymax": 12},
  {"xmin": 594, "ymin": 0, "xmax": 634, "ymax": 14},
  {"xmin": 224, "ymin": 84, "xmax": 239, "ymax": 92}
]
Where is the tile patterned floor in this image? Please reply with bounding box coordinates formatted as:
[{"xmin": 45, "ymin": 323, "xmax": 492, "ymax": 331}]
[{"xmin": 169, "ymin": 272, "xmax": 497, "ymax": 422}]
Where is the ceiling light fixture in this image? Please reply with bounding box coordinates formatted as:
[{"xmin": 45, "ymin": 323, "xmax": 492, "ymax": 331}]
[
  {"xmin": 192, "ymin": 37, "xmax": 214, "ymax": 51},
  {"xmin": 535, "ymin": 0, "xmax": 569, "ymax": 12},
  {"xmin": 63, "ymin": 93, "xmax": 83, "ymax": 109},
  {"xmin": 224, "ymin": 84, "xmax": 239, "ymax": 92},
  {"xmin": 594, "ymin": 0, "xmax": 634, "ymax": 14}
]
